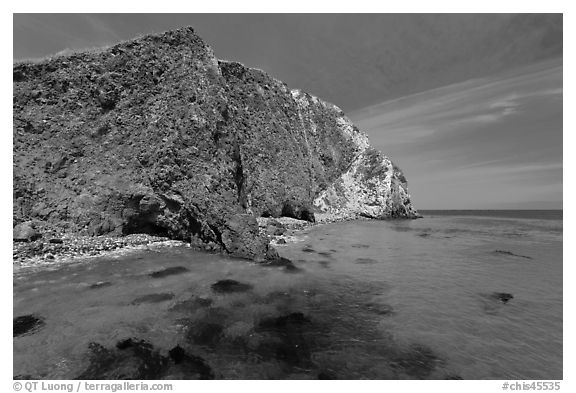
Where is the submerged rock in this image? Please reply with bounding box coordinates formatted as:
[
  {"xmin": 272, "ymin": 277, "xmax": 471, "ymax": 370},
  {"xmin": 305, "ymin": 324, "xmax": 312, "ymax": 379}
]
[
  {"xmin": 257, "ymin": 312, "xmax": 311, "ymax": 330},
  {"xmin": 490, "ymin": 292, "xmax": 514, "ymax": 303},
  {"xmin": 149, "ymin": 266, "xmax": 190, "ymax": 278},
  {"xmin": 364, "ymin": 303, "xmax": 394, "ymax": 316},
  {"xmin": 13, "ymin": 314, "xmax": 45, "ymax": 337},
  {"xmin": 211, "ymin": 279, "xmax": 253, "ymax": 293},
  {"xmin": 317, "ymin": 260, "xmax": 331, "ymax": 268},
  {"xmin": 351, "ymin": 243, "xmax": 370, "ymax": 248},
  {"xmin": 389, "ymin": 344, "xmax": 442, "ymax": 379},
  {"xmin": 480, "ymin": 292, "xmax": 515, "ymax": 314},
  {"xmin": 76, "ymin": 341, "xmax": 164, "ymax": 380},
  {"xmin": 170, "ymin": 297, "xmax": 213, "ymax": 313},
  {"xmin": 493, "ymin": 250, "xmax": 533, "ymax": 259},
  {"xmin": 116, "ymin": 337, "xmax": 153, "ymax": 351},
  {"xmin": 168, "ymin": 345, "xmax": 214, "ymax": 379},
  {"xmin": 253, "ymin": 312, "xmax": 315, "ymax": 367},
  {"xmin": 355, "ymin": 257, "xmax": 378, "ymax": 265},
  {"xmin": 131, "ymin": 292, "xmax": 175, "ymax": 305},
  {"xmin": 89, "ymin": 281, "xmax": 112, "ymax": 289},
  {"xmin": 186, "ymin": 322, "xmax": 224, "ymax": 347},
  {"xmin": 182, "ymin": 307, "xmax": 229, "ymax": 348},
  {"xmin": 76, "ymin": 338, "xmax": 213, "ymax": 380},
  {"xmin": 260, "ymin": 257, "xmax": 300, "ymax": 272}
]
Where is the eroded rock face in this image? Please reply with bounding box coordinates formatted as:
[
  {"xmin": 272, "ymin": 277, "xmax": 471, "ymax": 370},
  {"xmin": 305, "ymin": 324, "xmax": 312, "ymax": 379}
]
[
  {"xmin": 13, "ymin": 26, "xmax": 418, "ymax": 260},
  {"xmin": 314, "ymin": 147, "xmax": 419, "ymax": 219}
]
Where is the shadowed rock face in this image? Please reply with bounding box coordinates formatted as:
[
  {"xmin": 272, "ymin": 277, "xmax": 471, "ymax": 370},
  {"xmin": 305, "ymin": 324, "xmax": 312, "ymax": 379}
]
[{"xmin": 13, "ymin": 26, "xmax": 418, "ymax": 260}]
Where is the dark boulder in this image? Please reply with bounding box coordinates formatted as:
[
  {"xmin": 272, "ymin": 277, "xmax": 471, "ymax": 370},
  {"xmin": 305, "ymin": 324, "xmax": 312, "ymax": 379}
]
[
  {"xmin": 13, "ymin": 221, "xmax": 41, "ymax": 242},
  {"xmin": 220, "ymin": 214, "xmax": 268, "ymax": 260}
]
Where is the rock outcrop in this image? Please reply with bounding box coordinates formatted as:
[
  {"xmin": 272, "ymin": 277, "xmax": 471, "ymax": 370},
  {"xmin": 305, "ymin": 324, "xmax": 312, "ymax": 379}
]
[
  {"xmin": 13, "ymin": 26, "xmax": 418, "ymax": 260},
  {"xmin": 314, "ymin": 147, "xmax": 419, "ymax": 220}
]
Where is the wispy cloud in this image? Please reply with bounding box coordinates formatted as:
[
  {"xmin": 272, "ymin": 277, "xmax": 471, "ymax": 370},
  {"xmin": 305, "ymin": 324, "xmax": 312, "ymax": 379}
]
[
  {"xmin": 82, "ymin": 15, "xmax": 122, "ymax": 42},
  {"xmin": 349, "ymin": 60, "xmax": 563, "ymax": 209}
]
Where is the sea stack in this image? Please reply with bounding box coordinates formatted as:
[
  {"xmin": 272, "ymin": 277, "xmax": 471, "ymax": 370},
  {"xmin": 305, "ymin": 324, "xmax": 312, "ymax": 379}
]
[{"xmin": 13, "ymin": 26, "xmax": 418, "ymax": 260}]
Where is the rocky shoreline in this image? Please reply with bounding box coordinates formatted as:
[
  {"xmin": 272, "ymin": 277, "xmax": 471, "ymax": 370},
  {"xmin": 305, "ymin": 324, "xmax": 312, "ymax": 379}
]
[
  {"xmin": 13, "ymin": 211, "xmax": 424, "ymax": 272},
  {"xmin": 13, "ymin": 233, "xmax": 185, "ymax": 272},
  {"xmin": 12, "ymin": 216, "xmax": 321, "ymax": 272}
]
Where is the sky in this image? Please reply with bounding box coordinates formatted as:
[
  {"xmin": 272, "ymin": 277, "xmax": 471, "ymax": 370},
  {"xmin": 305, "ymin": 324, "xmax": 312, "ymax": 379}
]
[
  {"xmin": 349, "ymin": 60, "xmax": 563, "ymax": 210},
  {"xmin": 12, "ymin": 14, "xmax": 563, "ymax": 209}
]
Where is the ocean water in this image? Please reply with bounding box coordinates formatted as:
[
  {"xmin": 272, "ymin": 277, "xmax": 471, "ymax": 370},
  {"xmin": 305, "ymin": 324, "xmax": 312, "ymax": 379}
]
[{"xmin": 13, "ymin": 211, "xmax": 563, "ymax": 379}]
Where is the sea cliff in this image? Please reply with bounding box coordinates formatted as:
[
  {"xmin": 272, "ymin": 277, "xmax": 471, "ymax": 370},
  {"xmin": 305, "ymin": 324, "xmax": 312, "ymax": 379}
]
[{"xmin": 13, "ymin": 26, "xmax": 418, "ymax": 261}]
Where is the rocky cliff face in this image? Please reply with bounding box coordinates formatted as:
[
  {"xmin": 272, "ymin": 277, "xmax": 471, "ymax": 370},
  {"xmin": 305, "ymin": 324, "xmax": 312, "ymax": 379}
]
[
  {"xmin": 314, "ymin": 146, "xmax": 419, "ymax": 220},
  {"xmin": 13, "ymin": 27, "xmax": 418, "ymax": 260}
]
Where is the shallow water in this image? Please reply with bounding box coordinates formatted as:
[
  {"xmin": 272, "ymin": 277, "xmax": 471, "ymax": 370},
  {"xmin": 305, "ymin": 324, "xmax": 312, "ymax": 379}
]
[{"xmin": 13, "ymin": 212, "xmax": 562, "ymax": 379}]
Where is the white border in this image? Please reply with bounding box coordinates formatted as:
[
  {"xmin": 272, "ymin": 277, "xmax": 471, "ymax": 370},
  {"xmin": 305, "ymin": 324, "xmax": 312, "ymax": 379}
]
[{"xmin": 4, "ymin": 3, "xmax": 572, "ymax": 391}]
